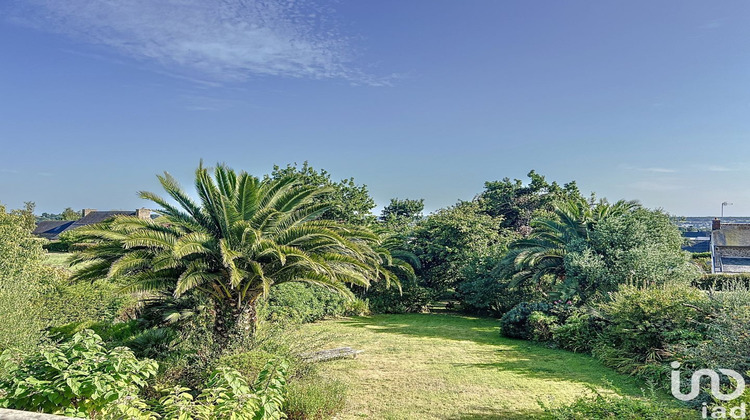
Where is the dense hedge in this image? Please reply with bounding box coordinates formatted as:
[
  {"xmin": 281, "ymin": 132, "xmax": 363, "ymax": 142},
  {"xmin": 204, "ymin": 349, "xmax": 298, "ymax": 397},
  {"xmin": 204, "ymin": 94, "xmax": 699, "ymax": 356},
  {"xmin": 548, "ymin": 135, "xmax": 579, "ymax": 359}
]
[
  {"xmin": 260, "ymin": 283, "xmax": 368, "ymax": 324},
  {"xmin": 693, "ymin": 273, "xmax": 750, "ymax": 290}
]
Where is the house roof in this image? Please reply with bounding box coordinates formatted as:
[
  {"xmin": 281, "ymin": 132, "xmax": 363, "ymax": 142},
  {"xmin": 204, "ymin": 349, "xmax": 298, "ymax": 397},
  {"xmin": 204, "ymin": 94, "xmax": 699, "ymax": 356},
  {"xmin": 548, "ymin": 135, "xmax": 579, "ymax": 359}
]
[
  {"xmin": 33, "ymin": 210, "xmax": 139, "ymax": 240},
  {"xmin": 711, "ymin": 224, "xmax": 750, "ymax": 247},
  {"xmin": 67, "ymin": 211, "xmax": 136, "ymax": 231},
  {"xmin": 33, "ymin": 220, "xmax": 76, "ymax": 240}
]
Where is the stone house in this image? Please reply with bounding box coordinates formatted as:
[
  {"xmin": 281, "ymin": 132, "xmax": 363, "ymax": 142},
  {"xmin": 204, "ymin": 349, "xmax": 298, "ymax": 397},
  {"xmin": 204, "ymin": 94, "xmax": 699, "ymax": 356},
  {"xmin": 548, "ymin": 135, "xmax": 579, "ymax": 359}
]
[{"xmin": 710, "ymin": 218, "xmax": 750, "ymax": 273}]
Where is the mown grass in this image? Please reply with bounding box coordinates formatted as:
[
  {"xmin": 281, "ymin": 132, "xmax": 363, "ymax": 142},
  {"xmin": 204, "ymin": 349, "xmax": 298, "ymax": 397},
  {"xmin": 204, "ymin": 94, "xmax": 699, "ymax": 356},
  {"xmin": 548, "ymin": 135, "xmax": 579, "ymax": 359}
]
[{"xmin": 297, "ymin": 313, "xmax": 693, "ymax": 419}]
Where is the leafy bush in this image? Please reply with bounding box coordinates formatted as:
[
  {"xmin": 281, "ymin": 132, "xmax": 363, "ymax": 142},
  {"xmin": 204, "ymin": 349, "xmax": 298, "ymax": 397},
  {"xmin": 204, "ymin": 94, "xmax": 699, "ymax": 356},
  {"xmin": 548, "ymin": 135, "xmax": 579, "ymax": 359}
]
[
  {"xmin": 500, "ymin": 301, "xmax": 577, "ymax": 340},
  {"xmin": 365, "ymin": 280, "xmax": 437, "ymax": 314},
  {"xmin": 500, "ymin": 302, "xmax": 551, "ymax": 339},
  {"xmin": 693, "ymin": 273, "xmax": 750, "ymax": 291},
  {"xmin": 552, "ymin": 312, "xmax": 598, "ymax": 353},
  {"xmin": 0, "ymin": 329, "xmax": 158, "ymax": 417},
  {"xmin": 593, "ymin": 285, "xmax": 711, "ymax": 369},
  {"xmin": 0, "ymin": 206, "xmax": 66, "ymax": 353},
  {"xmin": 42, "ymin": 278, "xmax": 137, "ymax": 328},
  {"xmin": 528, "ymin": 311, "xmax": 558, "ymax": 342},
  {"xmin": 262, "ymin": 282, "xmax": 366, "ymax": 323},
  {"xmin": 540, "ymin": 391, "xmax": 695, "ymax": 419},
  {"xmin": 675, "ymin": 284, "xmax": 750, "ymax": 378},
  {"xmin": 454, "ymin": 246, "xmax": 542, "ymax": 316},
  {"xmin": 0, "ymin": 329, "xmax": 290, "ymax": 419},
  {"xmin": 285, "ymin": 378, "xmax": 347, "ymax": 420}
]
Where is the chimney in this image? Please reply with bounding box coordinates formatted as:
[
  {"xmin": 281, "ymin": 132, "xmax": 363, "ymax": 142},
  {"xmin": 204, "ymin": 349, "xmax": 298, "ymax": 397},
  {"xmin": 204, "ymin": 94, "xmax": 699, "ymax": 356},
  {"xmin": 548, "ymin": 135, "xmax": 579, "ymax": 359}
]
[
  {"xmin": 82, "ymin": 209, "xmax": 96, "ymax": 218},
  {"xmin": 712, "ymin": 218, "xmax": 721, "ymax": 231},
  {"xmin": 136, "ymin": 208, "xmax": 151, "ymax": 220}
]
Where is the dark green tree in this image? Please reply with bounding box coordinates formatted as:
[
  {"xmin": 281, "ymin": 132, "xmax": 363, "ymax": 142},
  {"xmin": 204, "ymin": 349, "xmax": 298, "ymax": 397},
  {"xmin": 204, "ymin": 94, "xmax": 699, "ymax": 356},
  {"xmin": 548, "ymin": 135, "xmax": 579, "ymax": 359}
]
[
  {"xmin": 478, "ymin": 170, "xmax": 581, "ymax": 234},
  {"xmin": 410, "ymin": 201, "xmax": 510, "ymax": 291},
  {"xmin": 380, "ymin": 198, "xmax": 424, "ymax": 225},
  {"xmin": 61, "ymin": 207, "xmax": 81, "ymax": 221},
  {"xmin": 270, "ymin": 162, "xmax": 376, "ymax": 226}
]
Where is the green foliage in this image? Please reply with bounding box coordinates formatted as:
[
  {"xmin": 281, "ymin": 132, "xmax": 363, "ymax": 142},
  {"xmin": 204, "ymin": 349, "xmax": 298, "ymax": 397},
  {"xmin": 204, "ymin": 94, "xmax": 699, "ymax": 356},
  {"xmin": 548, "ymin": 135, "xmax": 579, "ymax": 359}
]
[
  {"xmin": 365, "ymin": 279, "xmax": 437, "ymax": 313},
  {"xmin": 694, "ymin": 273, "xmax": 750, "ymax": 290},
  {"xmin": 0, "ymin": 329, "xmax": 158, "ymax": 417},
  {"xmin": 454, "ymin": 245, "xmax": 542, "ymax": 316},
  {"xmin": 478, "ymin": 170, "xmax": 581, "ymax": 233},
  {"xmin": 42, "ymin": 278, "xmax": 136, "ymax": 328},
  {"xmin": 593, "ymin": 285, "xmax": 711, "ymax": 371},
  {"xmin": 0, "ymin": 204, "xmax": 64, "ymax": 353},
  {"xmin": 61, "ymin": 207, "xmax": 81, "ymax": 221},
  {"xmin": 675, "ymin": 283, "xmax": 750, "ymax": 377},
  {"xmin": 70, "ymin": 163, "xmax": 395, "ymax": 344},
  {"xmin": 540, "ymin": 391, "xmax": 695, "ymax": 419},
  {"xmin": 262, "ymin": 283, "xmax": 366, "ymax": 324},
  {"xmin": 500, "ymin": 302, "xmax": 551, "ymax": 339},
  {"xmin": 217, "ymin": 350, "xmax": 276, "ymax": 383},
  {"xmin": 552, "ymin": 312, "xmax": 598, "ymax": 353},
  {"xmin": 500, "ymin": 301, "xmax": 578, "ymax": 340},
  {"xmin": 379, "ymin": 198, "xmax": 424, "ymax": 228},
  {"xmin": 528, "ymin": 311, "xmax": 558, "ymax": 342},
  {"xmin": 285, "ymin": 378, "xmax": 347, "ymax": 420},
  {"xmin": 0, "ymin": 329, "xmax": 290, "ymax": 419},
  {"xmin": 271, "ymin": 161, "xmax": 376, "ymax": 226},
  {"xmin": 411, "ymin": 201, "xmax": 507, "ymax": 291},
  {"xmin": 502, "ymin": 198, "xmax": 699, "ymax": 302}
]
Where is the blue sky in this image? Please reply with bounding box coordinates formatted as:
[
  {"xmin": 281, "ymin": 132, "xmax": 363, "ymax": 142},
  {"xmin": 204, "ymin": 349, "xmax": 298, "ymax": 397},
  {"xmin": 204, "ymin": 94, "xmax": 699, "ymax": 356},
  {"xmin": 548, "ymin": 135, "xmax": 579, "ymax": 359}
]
[{"xmin": 1, "ymin": 1, "xmax": 749, "ymax": 216}]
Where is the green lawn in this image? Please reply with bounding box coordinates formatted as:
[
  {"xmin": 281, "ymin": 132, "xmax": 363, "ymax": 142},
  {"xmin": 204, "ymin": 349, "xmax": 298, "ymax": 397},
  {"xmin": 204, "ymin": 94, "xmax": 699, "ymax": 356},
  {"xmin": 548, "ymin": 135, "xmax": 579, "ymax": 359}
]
[{"xmin": 298, "ymin": 313, "xmax": 690, "ymax": 419}]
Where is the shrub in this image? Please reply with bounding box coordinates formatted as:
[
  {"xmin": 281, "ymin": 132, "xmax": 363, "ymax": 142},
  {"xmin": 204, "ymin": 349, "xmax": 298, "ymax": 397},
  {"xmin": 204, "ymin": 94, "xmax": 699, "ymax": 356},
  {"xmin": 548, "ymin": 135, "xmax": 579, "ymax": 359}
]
[
  {"xmin": 593, "ymin": 285, "xmax": 711, "ymax": 368},
  {"xmin": 0, "ymin": 329, "xmax": 158, "ymax": 417},
  {"xmin": 0, "ymin": 329, "xmax": 291, "ymax": 419},
  {"xmin": 675, "ymin": 284, "xmax": 750, "ymax": 377},
  {"xmin": 528, "ymin": 311, "xmax": 558, "ymax": 342},
  {"xmin": 285, "ymin": 378, "xmax": 347, "ymax": 420},
  {"xmin": 500, "ymin": 301, "xmax": 576, "ymax": 340},
  {"xmin": 693, "ymin": 273, "xmax": 750, "ymax": 291},
  {"xmin": 0, "ymin": 206, "xmax": 65, "ymax": 353},
  {"xmin": 500, "ymin": 302, "xmax": 551, "ymax": 339},
  {"xmin": 262, "ymin": 283, "xmax": 365, "ymax": 323},
  {"xmin": 540, "ymin": 391, "xmax": 695, "ymax": 419},
  {"xmin": 552, "ymin": 312, "xmax": 598, "ymax": 353},
  {"xmin": 364, "ymin": 279, "xmax": 437, "ymax": 314}
]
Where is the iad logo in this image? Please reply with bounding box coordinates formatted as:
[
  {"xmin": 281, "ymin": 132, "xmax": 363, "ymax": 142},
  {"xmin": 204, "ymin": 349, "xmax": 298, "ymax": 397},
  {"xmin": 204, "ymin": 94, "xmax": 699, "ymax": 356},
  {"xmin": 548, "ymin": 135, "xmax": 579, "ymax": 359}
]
[{"xmin": 671, "ymin": 361, "xmax": 747, "ymax": 419}]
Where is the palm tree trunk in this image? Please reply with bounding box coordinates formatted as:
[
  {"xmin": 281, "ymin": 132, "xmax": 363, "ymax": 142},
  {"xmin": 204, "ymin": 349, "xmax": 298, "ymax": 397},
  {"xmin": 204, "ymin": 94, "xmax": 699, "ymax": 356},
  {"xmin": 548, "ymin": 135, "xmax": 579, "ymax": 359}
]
[{"xmin": 213, "ymin": 299, "xmax": 257, "ymax": 348}]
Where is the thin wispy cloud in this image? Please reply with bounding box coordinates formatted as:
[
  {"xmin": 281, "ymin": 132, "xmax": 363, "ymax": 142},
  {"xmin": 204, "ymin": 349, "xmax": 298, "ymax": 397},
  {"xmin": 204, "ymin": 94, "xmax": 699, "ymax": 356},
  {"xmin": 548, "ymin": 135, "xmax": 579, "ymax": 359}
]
[
  {"xmin": 693, "ymin": 163, "xmax": 746, "ymax": 172},
  {"xmin": 7, "ymin": 0, "xmax": 378, "ymax": 84},
  {"xmin": 619, "ymin": 164, "xmax": 677, "ymax": 173}
]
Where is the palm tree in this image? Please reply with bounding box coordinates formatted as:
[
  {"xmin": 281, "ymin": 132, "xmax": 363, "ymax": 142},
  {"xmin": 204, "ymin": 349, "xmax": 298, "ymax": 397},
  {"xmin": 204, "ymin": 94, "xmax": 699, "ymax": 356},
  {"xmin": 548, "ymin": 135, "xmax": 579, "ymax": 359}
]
[
  {"xmin": 70, "ymin": 163, "xmax": 396, "ymax": 343},
  {"xmin": 499, "ymin": 197, "xmax": 639, "ymax": 293}
]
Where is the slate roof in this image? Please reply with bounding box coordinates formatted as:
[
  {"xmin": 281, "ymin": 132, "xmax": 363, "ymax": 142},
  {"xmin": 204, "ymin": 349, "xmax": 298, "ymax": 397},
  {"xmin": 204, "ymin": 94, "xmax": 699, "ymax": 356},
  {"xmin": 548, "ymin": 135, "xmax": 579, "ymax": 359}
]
[
  {"xmin": 33, "ymin": 221, "xmax": 76, "ymax": 240},
  {"xmin": 67, "ymin": 211, "xmax": 136, "ymax": 231},
  {"xmin": 33, "ymin": 210, "xmax": 137, "ymax": 240},
  {"xmin": 711, "ymin": 224, "xmax": 750, "ymax": 247}
]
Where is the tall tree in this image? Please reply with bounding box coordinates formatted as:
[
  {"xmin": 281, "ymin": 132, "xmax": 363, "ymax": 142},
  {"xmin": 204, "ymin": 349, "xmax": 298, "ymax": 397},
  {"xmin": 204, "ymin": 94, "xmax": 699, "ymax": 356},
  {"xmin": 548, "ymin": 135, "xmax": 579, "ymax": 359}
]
[
  {"xmin": 270, "ymin": 162, "xmax": 376, "ymax": 226},
  {"xmin": 71, "ymin": 163, "xmax": 394, "ymax": 344},
  {"xmin": 61, "ymin": 207, "xmax": 81, "ymax": 221},
  {"xmin": 478, "ymin": 171, "xmax": 581, "ymax": 235}
]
